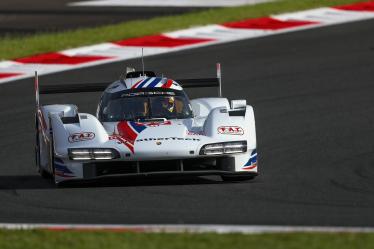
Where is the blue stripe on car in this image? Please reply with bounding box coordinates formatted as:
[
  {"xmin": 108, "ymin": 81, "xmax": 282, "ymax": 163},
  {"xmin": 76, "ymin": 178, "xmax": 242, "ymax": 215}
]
[
  {"xmin": 147, "ymin": 77, "xmax": 162, "ymax": 88},
  {"xmin": 245, "ymin": 149, "xmax": 257, "ymax": 166},
  {"xmin": 136, "ymin": 77, "xmax": 152, "ymax": 88},
  {"xmin": 129, "ymin": 121, "xmax": 147, "ymax": 133},
  {"xmin": 54, "ymin": 162, "xmax": 74, "ymax": 174}
]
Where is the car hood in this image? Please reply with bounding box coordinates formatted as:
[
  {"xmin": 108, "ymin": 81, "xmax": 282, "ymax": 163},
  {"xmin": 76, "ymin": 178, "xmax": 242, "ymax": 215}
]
[{"xmin": 102, "ymin": 120, "xmax": 207, "ymax": 159}]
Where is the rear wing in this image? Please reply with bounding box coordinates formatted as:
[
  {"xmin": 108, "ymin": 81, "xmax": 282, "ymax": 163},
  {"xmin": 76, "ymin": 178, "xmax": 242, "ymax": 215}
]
[
  {"xmin": 35, "ymin": 63, "xmax": 223, "ymax": 104},
  {"xmin": 39, "ymin": 78, "xmax": 219, "ymax": 94}
]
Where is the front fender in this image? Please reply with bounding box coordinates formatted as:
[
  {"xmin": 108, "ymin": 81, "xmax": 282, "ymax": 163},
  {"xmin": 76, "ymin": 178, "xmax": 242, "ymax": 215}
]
[
  {"xmin": 203, "ymin": 105, "xmax": 256, "ymax": 149},
  {"xmin": 50, "ymin": 113, "xmax": 110, "ymax": 157}
]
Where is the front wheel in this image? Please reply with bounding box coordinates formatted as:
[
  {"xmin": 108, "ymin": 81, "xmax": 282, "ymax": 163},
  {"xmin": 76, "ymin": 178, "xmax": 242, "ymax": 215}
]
[
  {"xmin": 35, "ymin": 117, "xmax": 50, "ymax": 179},
  {"xmin": 36, "ymin": 146, "xmax": 50, "ymax": 179},
  {"xmin": 49, "ymin": 132, "xmax": 58, "ymax": 185}
]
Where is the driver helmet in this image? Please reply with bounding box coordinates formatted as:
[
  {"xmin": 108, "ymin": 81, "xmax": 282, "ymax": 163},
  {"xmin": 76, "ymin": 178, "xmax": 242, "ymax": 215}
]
[{"xmin": 162, "ymin": 96, "xmax": 175, "ymax": 113}]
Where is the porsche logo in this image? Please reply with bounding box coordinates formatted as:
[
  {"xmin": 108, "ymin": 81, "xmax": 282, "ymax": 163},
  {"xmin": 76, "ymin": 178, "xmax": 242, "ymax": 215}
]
[{"xmin": 156, "ymin": 141, "xmax": 162, "ymax": 145}]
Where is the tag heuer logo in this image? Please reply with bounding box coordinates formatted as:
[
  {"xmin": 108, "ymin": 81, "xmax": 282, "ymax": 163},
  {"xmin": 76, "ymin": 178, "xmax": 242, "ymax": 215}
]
[
  {"xmin": 217, "ymin": 126, "xmax": 244, "ymax": 135},
  {"xmin": 68, "ymin": 132, "xmax": 95, "ymax": 143}
]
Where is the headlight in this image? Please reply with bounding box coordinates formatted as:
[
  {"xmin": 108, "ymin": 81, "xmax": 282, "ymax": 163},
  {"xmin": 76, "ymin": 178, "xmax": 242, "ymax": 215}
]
[
  {"xmin": 68, "ymin": 148, "xmax": 120, "ymax": 161},
  {"xmin": 200, "ymin": 141, "xmax": 247, "ymax": 155}
]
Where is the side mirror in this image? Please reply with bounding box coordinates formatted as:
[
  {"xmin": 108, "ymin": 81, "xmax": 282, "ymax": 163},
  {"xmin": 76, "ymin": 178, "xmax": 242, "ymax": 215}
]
[{"xmin": 231, "ymin": 99, "xmax": 247, "ymax": 109}]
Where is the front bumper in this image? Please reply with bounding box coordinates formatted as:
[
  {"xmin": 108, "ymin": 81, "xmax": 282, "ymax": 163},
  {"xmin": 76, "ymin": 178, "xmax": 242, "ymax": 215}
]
[
  {"xmin": 55, "ymin": 156, "xmax": 257, "ymax": 184},
  {"xmin": 83, "ymin": 157, "xmax": 236, "ymax": 179}
]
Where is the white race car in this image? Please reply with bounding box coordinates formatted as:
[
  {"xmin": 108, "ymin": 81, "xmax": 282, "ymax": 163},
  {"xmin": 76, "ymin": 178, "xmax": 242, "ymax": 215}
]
[{"xmin": 35, "ymin": 64, "xmax": 258, "ymax": 185}]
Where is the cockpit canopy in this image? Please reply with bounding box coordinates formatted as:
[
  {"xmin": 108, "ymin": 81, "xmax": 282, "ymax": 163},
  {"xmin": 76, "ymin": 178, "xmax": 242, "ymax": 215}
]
[{"xmin": 98, "ymin": 88, "xmax": 193, "ymax": 122}]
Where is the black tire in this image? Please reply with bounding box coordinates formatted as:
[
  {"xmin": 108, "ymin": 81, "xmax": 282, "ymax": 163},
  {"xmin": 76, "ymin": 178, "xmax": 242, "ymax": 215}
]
[
  {"xmin": 221, "ymin": 174, "xmax": 256, "ymax": 182},
  {"xmin": 49, "ymin": 132, "xmax": 58, "ymax": 185},
  {"xmin": 35, "ymin": 115, "xmax": 50, "ymax": 179},
  {"xmin": 48, "ymin": 131, "xmax": 65, "ymax": 188},
  {"xmin": 49, "ymin": 132, "xmax": 65, "ymax": 188}
]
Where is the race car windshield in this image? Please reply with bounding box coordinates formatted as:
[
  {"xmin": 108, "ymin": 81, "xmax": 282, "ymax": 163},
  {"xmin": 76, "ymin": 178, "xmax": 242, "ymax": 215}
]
[{"xmin": 100, "ymin": 92, "xmax": 193, "ymax": 122}]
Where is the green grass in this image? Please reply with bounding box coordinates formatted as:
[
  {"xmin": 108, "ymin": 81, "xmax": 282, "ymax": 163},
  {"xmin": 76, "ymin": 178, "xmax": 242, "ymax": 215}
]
[
  {"xmin": 0, "ymin": 230, "xmax": 373, "ymax": 249},
  {"xmin": 0, "ymin": 0, "xmax": 365, "ymax": 60}
]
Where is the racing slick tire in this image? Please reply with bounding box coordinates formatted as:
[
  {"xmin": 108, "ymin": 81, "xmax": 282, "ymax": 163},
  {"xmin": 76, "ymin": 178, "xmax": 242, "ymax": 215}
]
[
  {"xmin": 35, "ymin": 116, "xmax": 50, "ymax": 179},
  {"xmin": 49, "ymin": 132, "xmax": 59, "ymax": 186},
  {"xmin": 49, "ymin": 132, "xmax": 67, "ymax": 188}
]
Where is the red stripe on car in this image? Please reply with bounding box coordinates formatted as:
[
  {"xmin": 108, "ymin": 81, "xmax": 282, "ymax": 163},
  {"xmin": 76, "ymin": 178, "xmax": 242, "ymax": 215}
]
[
  {"xmin": 162, "ymin": 79, "xmax": 173, "ymax": 89},
  {"xmin": 131, "ymin": 79, "xmax": 144, "ymax": 89}
]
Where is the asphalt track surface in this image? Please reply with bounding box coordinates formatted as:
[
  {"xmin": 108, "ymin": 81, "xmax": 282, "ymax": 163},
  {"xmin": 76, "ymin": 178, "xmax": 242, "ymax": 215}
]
[
  {"xmin": 0, "ymin": 19, "xmax": 374, "ymax": 226},
  {"xmin": 0, "ymin": 0, "xmax": 204, "ymax": 36}
]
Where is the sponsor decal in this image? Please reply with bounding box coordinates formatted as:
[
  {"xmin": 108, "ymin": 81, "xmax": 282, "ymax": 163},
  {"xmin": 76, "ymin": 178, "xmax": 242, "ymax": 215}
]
[
  {"xmin": 242, "ymin": 149, "xmax": 257, "ymax": 170},
  {"xmin": 141, "ymin": 120, "xmax": 172, "ymax": 127},
  {"xmin": 122, "ymin": 91, "xmax": 175, "ymax": 97},
  {"xmin": 136, "ymin": 137, "xmax": 200, "ymax": 142},
  {"xmin": 218, "ymin": 126, "xmax": 244, "ymax": 135},
  {"xmin": 68, "ymin": 132, "xmax": 95, "ymax": 143},
  {"xmin": 111, "ymin": 121, "xmax": 196, "ymax": 153}
]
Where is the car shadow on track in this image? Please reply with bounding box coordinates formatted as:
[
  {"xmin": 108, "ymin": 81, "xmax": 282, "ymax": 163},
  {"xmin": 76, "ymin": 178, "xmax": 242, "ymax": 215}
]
[
  {"xmin": 65, "ymin": 175, "xmax": 227, "ymax": 189},
  {"xmin": 0, "ymin": 175, "xmax": 54, "ymax": 190},
  {"xmin": 0, "ymin": 175, "xmax": 233, "ymax": 190}
]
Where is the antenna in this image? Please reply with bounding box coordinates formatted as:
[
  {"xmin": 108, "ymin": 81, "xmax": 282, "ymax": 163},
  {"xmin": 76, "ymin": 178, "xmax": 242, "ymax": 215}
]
[
  {"xmin": 141, "ymin": 48, "xmax": 145, "ymax": 77},
  {"xmin": 216, "ymin": 63, "xmax": 222, "ymax": 97}
]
